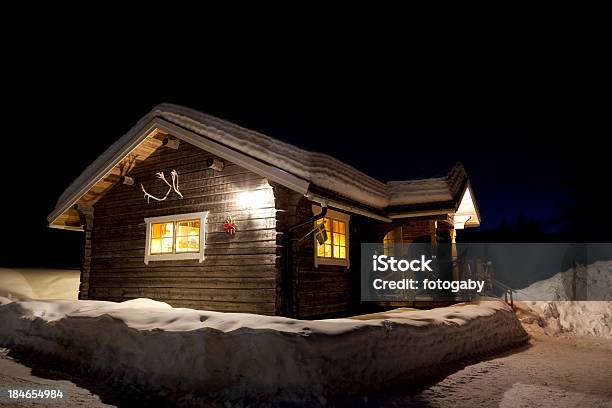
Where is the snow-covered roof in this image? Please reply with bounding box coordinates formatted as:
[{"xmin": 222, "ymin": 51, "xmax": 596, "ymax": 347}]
[
  {"xmin": 49, "ymin": 103, "xmax": 478, "ymax": 227},
  {"xmin": 387, "ymin": 162, "xmax": 466, "ymax": 206}
]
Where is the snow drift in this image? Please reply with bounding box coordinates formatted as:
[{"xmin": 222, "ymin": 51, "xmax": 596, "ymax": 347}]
[
  {"xmin": 514, "ymin": 261, "xmax": 612, "ymax": 339},
  {"xmin": 517, "ymin": 301, "xmax": 612, "ymax": 339},
  {"xmin": 514, "ymin": 260, "xmax": 612, "ymax": 301},
  {"xmin": 0, "ymin": 268, "xmax": 80, "ymax": 300},
  {"xmin": 0, "ymin": 297, "xmax": 527, "ymax": 402}
]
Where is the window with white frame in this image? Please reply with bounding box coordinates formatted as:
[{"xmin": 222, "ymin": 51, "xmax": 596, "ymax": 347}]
[
  {"xmin": 144, "ymin": 211, "xmax": 208, "ymax": 264},
  {"xmin": 313, "ymin": 206, "xmax": 350, "ymax": 267}
]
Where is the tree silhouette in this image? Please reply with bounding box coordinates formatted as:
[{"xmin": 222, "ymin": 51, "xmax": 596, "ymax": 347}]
[{"xmin": 561, "ymin": 152, "xmax": 611, "ymax": 242}]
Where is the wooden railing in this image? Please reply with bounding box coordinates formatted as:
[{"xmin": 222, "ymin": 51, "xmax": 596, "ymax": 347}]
[
  {"xmin": 459, "ymin": 258, "xmax": 516, "ymax": 308},
  {"xmin": 493, "ymin": 278, "xmax": 515, "ymax": 308}
]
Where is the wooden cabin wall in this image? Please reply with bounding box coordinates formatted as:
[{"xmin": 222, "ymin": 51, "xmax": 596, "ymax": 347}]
[
  {"xmin": 273, "ymin": 187, "xmax": 364, "ymax": 318},
  {"xmin": 401, "ymin": 219, "xmax": 436, "ymax": 243},
  {"xmin": 85, "ymin": 141, "xmax": 280, "ymax": 315},
  {"xmin": 78, "ymin": 212, "xmax": 93, "ymax": 299},
  {"xmin": 272, "ymin": 189, "xmax": 443, "ymax": 318}
]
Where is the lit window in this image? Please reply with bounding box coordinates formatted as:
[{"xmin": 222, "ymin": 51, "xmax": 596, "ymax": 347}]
[
  {"xmin": 175, "ymin": 220, "xmax": 201, "ymax": 252},
  {"xmin": 313, "ymin": 207, "xmax": 350, "ymax": 267},
  {"xmin": 150, "ymin": 222, "xmax": 174, "ymax": 254},
  {"xmin": 144, "ymin": 211, "xmax": 208, "ymax": 264},
  {"xmin": 383, "ymin": 231, "xmax": 394, "ymax": 256}
]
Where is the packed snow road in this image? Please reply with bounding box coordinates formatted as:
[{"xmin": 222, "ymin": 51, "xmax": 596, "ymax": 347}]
[
  {"xmin": 367, "ymin": 330, "xmax": 612, "ymax": 407},
  {"xmin": 0, "ymin": 348, "xmax": 113, "ymax": 407},
  {"xmin": 1, "ymin": 332, "xmax": 611, "ymax": 407},
  {"xmin": 0, "ymin": 348, "xmax": 169, "ymax": 407}
]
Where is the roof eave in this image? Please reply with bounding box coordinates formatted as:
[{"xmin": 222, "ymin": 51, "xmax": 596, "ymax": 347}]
[{"xmin": 48, "ymin": 116, "xmax": 311, "ymax": 229}]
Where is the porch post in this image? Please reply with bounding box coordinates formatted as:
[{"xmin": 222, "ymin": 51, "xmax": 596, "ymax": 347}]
[{"xmin": 450, "ymin": 228, "xmax": 459, "ymax": 281}]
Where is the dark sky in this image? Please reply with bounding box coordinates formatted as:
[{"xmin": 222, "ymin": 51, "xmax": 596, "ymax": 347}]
[{"xmin": 1, "ymin": 38, "xmax": 598, "ymax": 267}]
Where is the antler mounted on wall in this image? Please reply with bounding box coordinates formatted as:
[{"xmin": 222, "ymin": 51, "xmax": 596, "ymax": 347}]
[{"xmin": 141, "ymin": 169, "xmax": 183, "ymax": 203}]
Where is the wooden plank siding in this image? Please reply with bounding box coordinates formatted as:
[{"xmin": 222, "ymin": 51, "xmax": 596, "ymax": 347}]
[
  {"xmin": 272, "ymin": 186, "xmax": 364, "ymax": 318},
  {"xmin": 78, "ymin": 212, "xmax": 93, "ymax": 299},
  {"xmin": 85, "ymin": 140, "xmax": 280, "ymax": 315},
  {"xmin": 273, "ymin": 187, "xmax": 443, "ymax": 317},
  {"xmin": 56, "ymin": 131, "xmax": 167, "ymax": 227},
  {"xmin": 82, "ymin": 138, "xmax": 448, "ymax": 317},
  {"xmin": 401, "ymin": 219, "xmax": 436, "ymax": 243}
]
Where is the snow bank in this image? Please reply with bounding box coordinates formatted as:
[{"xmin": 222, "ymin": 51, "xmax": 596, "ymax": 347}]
[
  {"xmin": 0, "ymin": 298, "xmax": 526, "ymax": 402},
  {"xmin": 513, "ymin": 261, "xmax": 612, "ymax": 339},
  {"xmin": 516, "ymin": 301, "xmax": 612, "ymax": 339},
  {"xmin": 0, "ymin": 268, "xmax": 80, "ymax": 300},
  {"xmin": 514, "ymin": 260, "xmax": 612, "ymax": 301}
]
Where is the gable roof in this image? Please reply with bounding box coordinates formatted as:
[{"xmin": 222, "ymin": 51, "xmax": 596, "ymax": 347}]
[{"xmin": 48, "ymin": 103, "xmax": 480, "ymax": 229}]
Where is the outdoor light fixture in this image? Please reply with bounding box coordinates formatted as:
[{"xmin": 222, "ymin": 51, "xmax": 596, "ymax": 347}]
[
  {"xmin": 120, "ymin": 175, "xmax": 135, "ymax": 185},
  {"xmin": 162, "ymin": 137, "xmax": 180, "ymax": 149},
  {"xmin": 205, "ymin": 157, "xmax": 225, "ymax": 172}
]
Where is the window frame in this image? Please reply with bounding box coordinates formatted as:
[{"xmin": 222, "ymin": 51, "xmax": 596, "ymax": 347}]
[
  {"xmin": 383, "ymin": 230, "xmax": 395, "ymax": 256},
  {"xmin": 312, "ymin": 206, "xmax": 350, "ymax": 268},
  {"xmin": 144, "ymin": 211, "xmax": 209, "ymax": 264},
  {"xmin": 383, "ymin": 227, "xmax": 403, "ymax": 257}
]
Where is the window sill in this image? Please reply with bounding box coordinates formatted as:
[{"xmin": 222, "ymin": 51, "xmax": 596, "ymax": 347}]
[
  {"xmin": 144, "ymin": 252, "xmax": 204, "ymax": 265},
  {"xmin": 315, "ymin": 257, "xmax": 350, "ymax": 268}
]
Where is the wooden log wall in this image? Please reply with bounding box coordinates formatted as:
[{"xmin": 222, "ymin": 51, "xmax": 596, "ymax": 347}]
[
  {"xmin": 78, "ymin": 212, "xmax": 93, "ymax": 299},
  {"xmin": 273, "ymin": 187, "xmax": 364, "ymax": 318},
  {"xmin": 272, "ymin": 189, "xmax": 443, "ymax": 318},
  {"xmin": 87, "ymin": 140, "xmax": 280, "ymax": 315},
  {"xmin": 401, "ymin": 219, "xmax": 436, "ymax": 243}
]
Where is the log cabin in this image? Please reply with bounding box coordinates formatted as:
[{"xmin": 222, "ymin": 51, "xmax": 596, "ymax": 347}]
[{"xmin": 48, "ymin": 104, "xmax": 480, "ymax": 318}]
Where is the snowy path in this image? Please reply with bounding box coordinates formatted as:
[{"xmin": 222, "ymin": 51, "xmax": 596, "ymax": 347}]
[
  {"xmin": 367, "ymin": 331, "xmax": 612, "ymax": 407},
  {"xmin": 0, "ymin": 348, "xmax": 163, "ymax": 407},
  {"xmin": 0, "ymin": 349, "xmax": 113, "ymax": 407}
]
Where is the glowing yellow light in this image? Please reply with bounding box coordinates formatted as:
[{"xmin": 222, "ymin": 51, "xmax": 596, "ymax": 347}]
[
  {"xmin": 237, "ymin": 189, "xmax": 271, "ymax": 210},
  {"xmin": 315, "ymin": 217, "xmax": 347, "ymax": 259},
  {"xmin": 150, "ymin": 219, "xmax": 200, "ymax": 255},
  {"xmin": 453, "ymin": 187, "xmax": 479, "ymax": 229}
]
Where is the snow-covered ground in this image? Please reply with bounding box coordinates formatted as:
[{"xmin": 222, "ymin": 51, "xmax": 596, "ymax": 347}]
[
  {"xmin": 0, "ymin": 297, "xmax": 527, "ymax": 403},
  {"xmin": 514, "ymin": 260, "xmax": 612, "ymax": 301},
  {"xmin": 0, "ymin": 266, "xmax": 609, "ymax": 405},
  {"xmin": 516, "ymin": 301, "xmax": 612, "ymax": 339},
  {"xmin": 369, "ymin": 330, "xmax": 612, "ymax": 407},
  {"xmin": 513, "ymin": 261, "xmax": 612, "ymax": 339},
  {"xmin": 0, "ymin": 267, "xmax": 80, "ymax": 300},
  {"xmin": 0, "ymin": 348, "xmax": 117, "ymax": 407}
]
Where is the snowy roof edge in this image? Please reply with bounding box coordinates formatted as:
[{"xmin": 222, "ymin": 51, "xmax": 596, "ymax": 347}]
[{"xmin": 49, "ymin": 103, "xmax": 470, "ymax": 223}]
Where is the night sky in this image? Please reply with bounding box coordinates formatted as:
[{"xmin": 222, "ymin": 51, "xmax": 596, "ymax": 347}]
[{"xmin": 2, "ymin": 43, "xmax": 602, "ymax": 268}]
